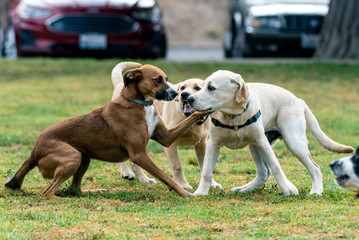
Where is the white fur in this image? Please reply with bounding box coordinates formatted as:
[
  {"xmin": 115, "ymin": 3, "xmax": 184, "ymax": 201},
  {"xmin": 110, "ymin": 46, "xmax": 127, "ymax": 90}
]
[
  {"xmin": 191, "ymin": 70, "xmax": 352, "ymax": 196},
  {"xmin": 145, "ymin": 105, "xmax": 159, "ymax": 136}
]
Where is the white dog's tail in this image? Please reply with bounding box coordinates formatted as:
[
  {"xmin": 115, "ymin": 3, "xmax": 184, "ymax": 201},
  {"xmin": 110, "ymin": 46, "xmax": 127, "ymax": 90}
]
[
  {"xmin": 301, "ymin": 99, "xmax": 354, "ymax": 153},
  {"xmin": 111, "ymin": 62, "xmax": 142, "ymax": 100}
]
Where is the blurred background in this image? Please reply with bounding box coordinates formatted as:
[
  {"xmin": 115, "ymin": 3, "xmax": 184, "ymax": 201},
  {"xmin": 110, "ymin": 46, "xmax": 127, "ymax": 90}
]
[{"xmin": 0, "ymin": 0, "xmax": 357, "ymax": 61}]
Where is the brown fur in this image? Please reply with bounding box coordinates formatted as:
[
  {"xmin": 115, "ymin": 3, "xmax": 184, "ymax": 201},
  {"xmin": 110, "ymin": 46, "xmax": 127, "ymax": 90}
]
[{"xmin": 5, "ymin": 64, "xmax": 206, "ymax": 198}]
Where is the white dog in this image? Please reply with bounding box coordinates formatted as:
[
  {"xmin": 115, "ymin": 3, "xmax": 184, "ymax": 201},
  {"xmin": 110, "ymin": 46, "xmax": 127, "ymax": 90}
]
[{"xmin": 187, "ymin": 70, "xmax": 354, "ymax": 196}]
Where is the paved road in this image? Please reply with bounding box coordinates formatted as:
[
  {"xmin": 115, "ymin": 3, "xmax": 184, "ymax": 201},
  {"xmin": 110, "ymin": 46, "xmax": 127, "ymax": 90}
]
[
  {"xmin": 166, "ymin": 47, "xmax": 313, "ymax": 63},
  {"xmin": 167, "ymin": 47, "xmax": 224, "ymax": 61}
]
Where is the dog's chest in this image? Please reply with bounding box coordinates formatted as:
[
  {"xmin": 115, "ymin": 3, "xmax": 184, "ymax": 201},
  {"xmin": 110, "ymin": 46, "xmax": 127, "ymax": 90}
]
[
  {"xmin": 214, "ymin": 128, "xmax": 251, "ymax": 149},
  {"xmin": 145, "ymin": 106, "xmax": 159, "ymax": 136}
]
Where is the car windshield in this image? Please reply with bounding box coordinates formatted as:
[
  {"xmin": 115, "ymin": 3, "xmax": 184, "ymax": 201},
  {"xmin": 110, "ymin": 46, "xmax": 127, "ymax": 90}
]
[{"xmin": 244, "ymin": 0, "xmax": 329, "ymax": 5}]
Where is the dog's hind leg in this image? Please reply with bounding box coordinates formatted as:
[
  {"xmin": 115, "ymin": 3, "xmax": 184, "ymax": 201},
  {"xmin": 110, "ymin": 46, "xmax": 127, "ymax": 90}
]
[
  {"xmin": 253, "ymin": 137, "xmax": 298, "ymax": 196},
  {"xmin": 281, "ymin": 131, "xmax": 323, "ymax": 195},
  {"xmin": 117, "ymin": 162, "xmax": 135, "ymax": 180},
  {"xmin": 70, "ymin": 156, "xmax": 91, "ymax": 193},
  {"xmin": 164, "ymin": 143, "xmax": 193, "ymax": 191},
  {"xmin": 231, "ymin": 143, "xmax": 270, "ymax": 193},
  {"xmin": 4, "ymin": 154, "xmax": 36, "ymax": 190},
  {"xmin": 40, "ymin": 146, "xmax": 82, "ymax": 198},
  {"xmin": 278, "ymin": 111, "xmax": 323, "ymax": 195}
]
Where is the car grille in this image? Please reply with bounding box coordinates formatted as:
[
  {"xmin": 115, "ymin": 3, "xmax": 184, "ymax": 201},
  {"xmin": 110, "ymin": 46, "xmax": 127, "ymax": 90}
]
[
  {"xmin": 47, "ymin": 15, "xmax": 138, "ymax": 34},
  {"xmin": 283, "ymin": 15, "xmax": 324, "ymax": 34}
]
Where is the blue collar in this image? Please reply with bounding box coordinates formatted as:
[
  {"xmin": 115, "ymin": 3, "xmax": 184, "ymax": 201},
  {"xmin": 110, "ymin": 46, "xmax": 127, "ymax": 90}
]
[{"xmin": 130, "ymin": 98, "xmax": 153, "ymax": 107}]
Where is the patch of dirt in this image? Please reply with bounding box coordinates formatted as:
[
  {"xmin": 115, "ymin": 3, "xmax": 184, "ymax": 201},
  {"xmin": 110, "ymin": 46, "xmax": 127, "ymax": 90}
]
[{"xmin": 157, "ymin": 0, "xmax": 228, "ymax": 47}]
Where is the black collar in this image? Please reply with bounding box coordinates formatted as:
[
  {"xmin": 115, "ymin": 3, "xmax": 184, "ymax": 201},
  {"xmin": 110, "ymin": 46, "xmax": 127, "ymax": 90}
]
[
  {"xmin": 211, "ymin": 110, "xmax": 261, "ymax": 130},
  {"xmin": 130, "ymin": 98, "xmax": 153, "ymax": 106},
  {"xmin": 196, "ymin": 114, "xmax": 209, "ymax": 125}
]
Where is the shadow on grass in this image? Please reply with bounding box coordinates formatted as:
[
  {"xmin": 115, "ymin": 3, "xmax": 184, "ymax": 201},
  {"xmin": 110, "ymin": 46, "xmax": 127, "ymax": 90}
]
[{"xmin": 3, "ymin": 181, "xmax": 357, "ymax": 204}]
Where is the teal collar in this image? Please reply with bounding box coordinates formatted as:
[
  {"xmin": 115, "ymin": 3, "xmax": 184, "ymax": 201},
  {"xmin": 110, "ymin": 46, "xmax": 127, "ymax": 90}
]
[
  {"xmin": 130, "ymin": 98, "xmax": 153, "ymax": 107},
  {"xmin": 235, "ymin": 100, "xmax": 250, "ymax": 117},
  {"xmin": 211, "ymin": 110, "xmax": 261, "ymax": 130}
]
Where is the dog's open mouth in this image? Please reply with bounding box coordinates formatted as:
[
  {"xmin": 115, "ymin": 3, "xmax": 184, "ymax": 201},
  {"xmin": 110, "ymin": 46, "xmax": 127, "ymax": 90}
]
[{"xmin": 183, "ymin": 101, "xmax": 195, "ymax": 117}]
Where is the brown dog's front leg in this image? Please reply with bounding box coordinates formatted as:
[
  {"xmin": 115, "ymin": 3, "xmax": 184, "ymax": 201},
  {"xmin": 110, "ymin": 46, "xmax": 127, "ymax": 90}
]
[
  {"xmin": 128, "ymin": 148, "xmax": 190, "ymax": 196},
  {"xmin": 152, "ymin": 112, "xmax": 208, "ymax": 147}
]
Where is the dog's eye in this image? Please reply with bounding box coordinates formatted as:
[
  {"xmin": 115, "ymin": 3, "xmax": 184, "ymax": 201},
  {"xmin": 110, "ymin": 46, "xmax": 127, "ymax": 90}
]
[
  {"xmin": 154, "ymin": 76, "xmax": 163, "ymax": 84},
  {"xmin": 194, "ymin": 86, "xmax": 201, "ymax": 91},
  {"xmin": 208, "ymin": 84, "xmax": 216, "ymax": 92},
  {"xmin": 180, "ymin": 86, "xmax": 185, "ymax": 90}
]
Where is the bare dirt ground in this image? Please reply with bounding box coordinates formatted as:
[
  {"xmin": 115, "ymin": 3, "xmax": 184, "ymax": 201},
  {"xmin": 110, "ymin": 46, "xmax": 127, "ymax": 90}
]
[{"xmin": 157, "ymin": 0, "xmax": 227, "ymax": 48}]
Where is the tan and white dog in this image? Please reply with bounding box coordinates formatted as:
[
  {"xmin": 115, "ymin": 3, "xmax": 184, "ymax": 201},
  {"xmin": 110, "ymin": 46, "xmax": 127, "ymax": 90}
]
[
  {"xmin": 187, "ymin": 70, "xmax": 354, "ymax": 196},
  {"xmin": 112, "ymin": 63, "xmax": 216, "ymax": 191}
]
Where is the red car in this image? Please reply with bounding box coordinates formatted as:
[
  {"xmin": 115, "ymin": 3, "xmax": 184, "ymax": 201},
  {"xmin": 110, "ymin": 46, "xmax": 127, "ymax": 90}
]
[{"xmin": 11, "ymin": 0, "xmax": 167, "ymax": 58}]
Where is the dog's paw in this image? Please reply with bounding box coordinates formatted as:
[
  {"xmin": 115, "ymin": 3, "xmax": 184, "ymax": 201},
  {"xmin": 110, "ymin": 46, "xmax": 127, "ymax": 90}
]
[
  {"xmin": 230, "ymin": 185, "xmax": 256, "ymax": 193},
  {"xmin": 176, "ymin": 181, "xmax": 193, "ymax": 191},
  {"xmin": 182, "ymin": 184, "xmax": 193, "ymax": 191},
  {"xmin": 230, "ymin": 180, "xmax": 264, "ymax": 193},
  {"xmin": 210, "ymin": 180, "xmax": 223, "ymax": 189},
  {"xmin": 309, "ymin": 186, "xmax": 323, "ymax": 196},
  {"xmin": 192, "ymin": 191, "xmax": 208, "ymax": 196},
  {"xmin": 280, "ymin": 181, "xmax": 299, "ymax": 196},
  {"xmin": 121, "ymin": 172, "xmax": 135, "ymax": 181},
  {"xmin": 138, "ymin": 176, "xmax": 157, "ymax": 184}
]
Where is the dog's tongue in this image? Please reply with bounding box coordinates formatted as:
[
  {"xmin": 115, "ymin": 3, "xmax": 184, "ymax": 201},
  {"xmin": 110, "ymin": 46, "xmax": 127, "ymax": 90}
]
[{"xmin": 184, "ymin": 103, "xmax": 195, "ymax": 116}]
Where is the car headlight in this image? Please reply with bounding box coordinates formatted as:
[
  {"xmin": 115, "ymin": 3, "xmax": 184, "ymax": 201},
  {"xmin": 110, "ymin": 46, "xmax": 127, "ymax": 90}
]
[
  {"xmin": 250, "ymin": 16, "xmax": 281, "ymax": 28},
  {"xmin": 132, "ymin": 6, "xmax": 161, "ymax": 22},
  {"xmin": 17, "ymin": 2, "xmax": 52, "ymax": 19}
]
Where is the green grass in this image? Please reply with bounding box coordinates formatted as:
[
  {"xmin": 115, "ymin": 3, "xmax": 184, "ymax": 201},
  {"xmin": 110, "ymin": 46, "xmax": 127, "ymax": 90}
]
[{"xmin": 1, "ymin": 58, "xmax": 359, "ymax": 239}]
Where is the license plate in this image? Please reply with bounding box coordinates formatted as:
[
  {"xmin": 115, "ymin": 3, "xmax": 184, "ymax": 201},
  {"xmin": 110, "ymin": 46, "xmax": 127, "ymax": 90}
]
[
  {"xmin": 79, "ymin": 34, "xmax": 107, "ymax": 50},
  {"xmin": 301, "ymin": 34, "xmax": 320, "ymax": 49}
]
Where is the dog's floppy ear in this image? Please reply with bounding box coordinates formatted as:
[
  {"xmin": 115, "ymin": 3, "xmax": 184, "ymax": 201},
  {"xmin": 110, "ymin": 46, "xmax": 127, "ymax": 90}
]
[
  {"xmin": 124, "ymin": 69, "xmax": 142, "ymax": 87},
  {"xmin": 231, "ymin": 78, "xmax": 249, "ymax": 106}
]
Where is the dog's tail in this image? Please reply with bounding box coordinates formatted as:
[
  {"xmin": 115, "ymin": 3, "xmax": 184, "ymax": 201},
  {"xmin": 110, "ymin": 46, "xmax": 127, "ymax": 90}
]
[
  {"xmin": 301, "ymin": 99, "xmax": 354, "ymax": 153},
  {"xmin": 4, "ymin": 153, "xmax": 36, "ymax": 190},
  {"xmin": 111, "ymin": 62, "xmax": 142, "ymax": 88}
]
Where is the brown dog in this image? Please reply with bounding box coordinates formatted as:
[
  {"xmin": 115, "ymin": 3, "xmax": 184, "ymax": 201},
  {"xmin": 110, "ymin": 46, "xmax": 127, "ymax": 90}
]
[{"xmin": 5, "ymin": 63, "xmax": 206, "ymax": 197}]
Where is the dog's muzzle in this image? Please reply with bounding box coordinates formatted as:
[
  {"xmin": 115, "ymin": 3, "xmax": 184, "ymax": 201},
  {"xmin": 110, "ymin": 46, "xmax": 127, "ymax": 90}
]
[
  {"xmin": 181, "ymin": 92, "xmax": 195, "ymax": 116},
  {"xmin": 330, "ymin": 160, "xmax": 349, "ymax": 187},
  {"xmin": 156, "ymin": 87, "xmax": 178, "ymax": 101}
]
